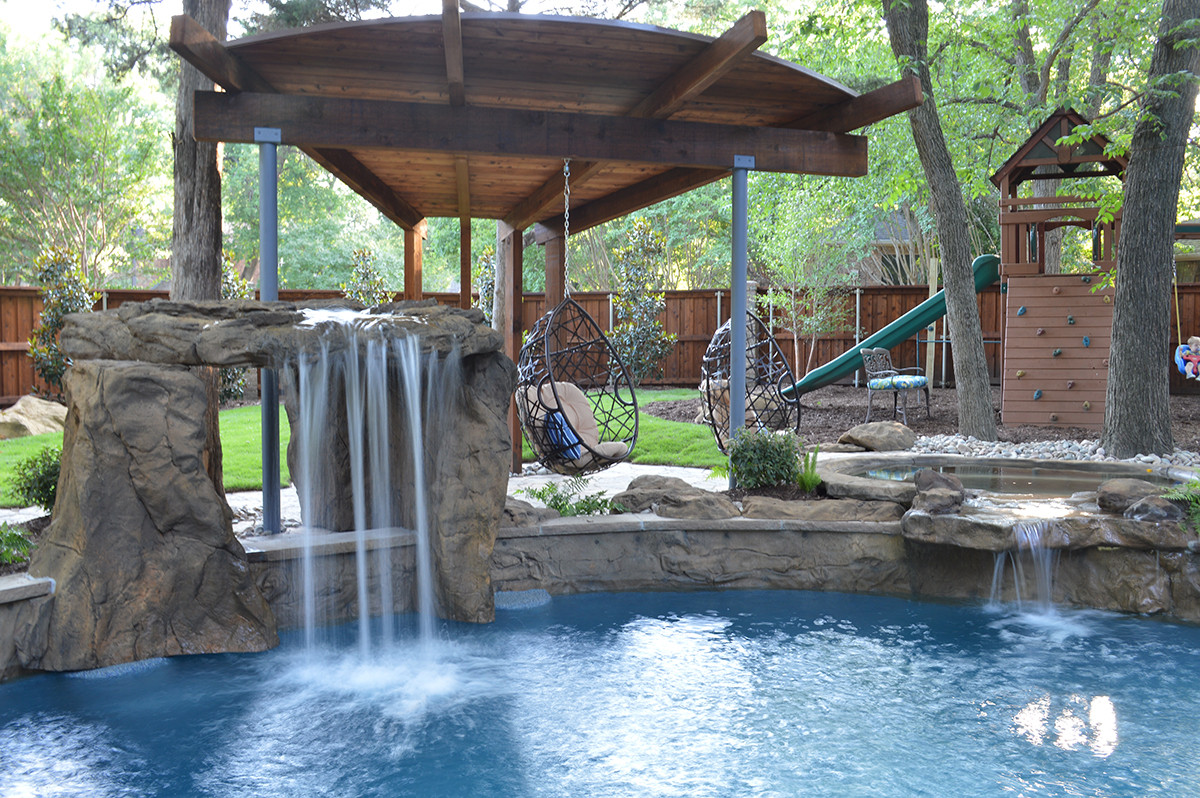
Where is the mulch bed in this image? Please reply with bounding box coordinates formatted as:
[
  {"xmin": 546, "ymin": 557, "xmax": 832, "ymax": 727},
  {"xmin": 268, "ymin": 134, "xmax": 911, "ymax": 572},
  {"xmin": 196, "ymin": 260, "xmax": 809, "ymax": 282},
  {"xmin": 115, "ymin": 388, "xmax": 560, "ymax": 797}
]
[{"xmin": 644, "ymin": 384, "xmax": 1200, "ymax": 453}]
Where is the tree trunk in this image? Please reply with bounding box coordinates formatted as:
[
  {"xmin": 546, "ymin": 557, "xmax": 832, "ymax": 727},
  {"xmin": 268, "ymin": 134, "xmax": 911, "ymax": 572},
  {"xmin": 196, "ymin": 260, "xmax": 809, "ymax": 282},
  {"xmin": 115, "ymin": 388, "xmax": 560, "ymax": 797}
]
[
  {"xmin": 883, "ymin": 0, "xmax": 997, "ymax": 440},
  {"xmin": 172, "ymin": 0, "xmax": 231, "ymax": 491},
  {"xmin": 1102, "ymin": 0, "xmax": 1200, "ymax": 458}
]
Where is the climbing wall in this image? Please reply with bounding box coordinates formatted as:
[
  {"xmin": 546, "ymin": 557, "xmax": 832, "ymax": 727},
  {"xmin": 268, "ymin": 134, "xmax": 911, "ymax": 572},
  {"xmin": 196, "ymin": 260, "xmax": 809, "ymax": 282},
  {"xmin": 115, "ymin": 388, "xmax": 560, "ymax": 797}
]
[{"xmin": 1001, "ymin": 275, "xmax": 1114, "ymax": 428}]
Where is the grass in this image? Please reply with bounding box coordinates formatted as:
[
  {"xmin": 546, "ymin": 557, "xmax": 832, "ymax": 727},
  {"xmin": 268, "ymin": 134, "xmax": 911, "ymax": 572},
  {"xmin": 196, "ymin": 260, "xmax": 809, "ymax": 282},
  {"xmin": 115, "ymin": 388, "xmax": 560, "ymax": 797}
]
[{"xmin": 0, "ymin": 387, "xmax": 719, "ymax": 508}]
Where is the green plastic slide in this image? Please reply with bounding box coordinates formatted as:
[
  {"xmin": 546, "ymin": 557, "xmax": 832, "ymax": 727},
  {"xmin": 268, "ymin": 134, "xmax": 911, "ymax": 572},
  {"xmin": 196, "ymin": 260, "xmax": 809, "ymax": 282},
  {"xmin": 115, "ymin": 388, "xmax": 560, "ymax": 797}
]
[{"xmin": 783, "ymin": 254, "xmax": 1001, "ymax": 398}]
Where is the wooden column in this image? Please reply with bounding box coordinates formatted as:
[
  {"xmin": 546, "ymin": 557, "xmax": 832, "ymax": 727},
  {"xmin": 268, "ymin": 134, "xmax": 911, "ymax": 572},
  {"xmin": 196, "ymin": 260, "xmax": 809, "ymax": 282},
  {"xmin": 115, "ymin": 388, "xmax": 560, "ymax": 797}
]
[
  {"xmin": 404, "ymin": 223, "xmax": 425, "ymax": 301},
  {"xmin": 536, "ymin": 223, "xmax": 566, "ymax": 307},
  {"xmin": 499, "ymin": 221, "xmax": 524, "ymax": 472},
  {"xmin": 459, "ymin": 219, "xmax": 472, "ymax": 309}
]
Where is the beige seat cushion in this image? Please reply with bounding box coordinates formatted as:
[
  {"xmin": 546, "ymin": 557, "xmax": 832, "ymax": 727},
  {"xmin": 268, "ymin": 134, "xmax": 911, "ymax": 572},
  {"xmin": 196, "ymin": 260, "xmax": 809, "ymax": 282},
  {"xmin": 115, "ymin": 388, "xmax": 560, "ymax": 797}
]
[{"xmin": 542, "ymin": 382, "xmax": 601, "ymax": 448}]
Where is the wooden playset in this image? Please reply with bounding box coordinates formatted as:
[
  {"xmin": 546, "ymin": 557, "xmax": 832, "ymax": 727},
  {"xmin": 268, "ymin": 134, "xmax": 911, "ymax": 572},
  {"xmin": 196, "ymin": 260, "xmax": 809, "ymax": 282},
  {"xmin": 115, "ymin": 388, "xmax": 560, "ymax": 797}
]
[{"xmin": 992, "ymin": 109, "xmax": 1127, "ymax": 428}]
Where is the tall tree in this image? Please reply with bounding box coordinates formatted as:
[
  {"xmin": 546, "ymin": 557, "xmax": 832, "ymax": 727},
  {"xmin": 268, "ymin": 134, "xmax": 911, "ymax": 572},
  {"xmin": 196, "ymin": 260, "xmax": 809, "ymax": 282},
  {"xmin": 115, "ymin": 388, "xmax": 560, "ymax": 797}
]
[
  {"xmin": 1103, "ymin": 0, "xmax": 1200, "ymax": 458},
  {"xmin": 172, "ymin": 0, "xmax": 230, "ymax": 302},
  {"xmin": 883, "ymin": 0, "xmax": 998, "ymax": 440}
]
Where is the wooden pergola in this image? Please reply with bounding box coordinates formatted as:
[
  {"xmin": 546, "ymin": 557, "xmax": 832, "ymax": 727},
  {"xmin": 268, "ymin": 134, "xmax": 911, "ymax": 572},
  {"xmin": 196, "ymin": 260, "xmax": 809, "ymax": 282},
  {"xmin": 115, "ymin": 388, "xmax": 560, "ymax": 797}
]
[{"xmin": 170, "ymin": 7, "xmax": 920, "ymax": 510}]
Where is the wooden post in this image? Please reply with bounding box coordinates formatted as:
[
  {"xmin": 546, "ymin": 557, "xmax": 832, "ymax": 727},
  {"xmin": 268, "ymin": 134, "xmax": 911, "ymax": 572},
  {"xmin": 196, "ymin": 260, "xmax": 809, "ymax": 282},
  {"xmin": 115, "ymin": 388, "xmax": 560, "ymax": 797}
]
[
  {"xmin": 404, "ymin": 222, "xmax": 425, "ymax": 301},
  {"xmin": 534, "ymin": 223, "xmax": 566, "ymax": 308},
  {"xmin": 499, "ymin": 221, "xmax": 524, "ymax": 472},
  {"xmin": 459, "ymin": 218, "xmax": 472, "ymax": 309}
]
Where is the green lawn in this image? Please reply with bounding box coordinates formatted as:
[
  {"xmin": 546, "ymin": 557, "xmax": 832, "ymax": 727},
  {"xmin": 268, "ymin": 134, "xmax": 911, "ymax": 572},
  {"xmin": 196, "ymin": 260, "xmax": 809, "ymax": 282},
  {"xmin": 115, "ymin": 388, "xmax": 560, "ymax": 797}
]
[{"xmin": 0, "ymin": 389, "xmax": 720, "ymax": 508}]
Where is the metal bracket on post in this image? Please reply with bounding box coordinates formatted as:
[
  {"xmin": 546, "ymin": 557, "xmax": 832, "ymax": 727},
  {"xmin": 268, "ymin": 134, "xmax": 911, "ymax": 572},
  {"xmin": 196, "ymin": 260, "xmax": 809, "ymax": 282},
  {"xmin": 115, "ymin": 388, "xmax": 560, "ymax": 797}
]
[
  {"xmin": 257, "ymin": 126, "xmax": 282, "ymax": 534},
  {"xmin": 729, "ymin": 154, "xmax": 754, "ymax": 489}
]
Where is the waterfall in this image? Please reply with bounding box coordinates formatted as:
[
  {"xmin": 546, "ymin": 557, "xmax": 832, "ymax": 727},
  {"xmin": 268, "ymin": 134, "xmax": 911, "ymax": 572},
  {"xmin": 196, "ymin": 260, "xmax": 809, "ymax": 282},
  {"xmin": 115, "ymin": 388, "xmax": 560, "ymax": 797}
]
[
  {"xmin": 988, "ymin": 520, "xmax": 1058, "ymax": 613},
  {"xmin": 291, "ymin": 311, "xmax": 462, "ymax": 654}
]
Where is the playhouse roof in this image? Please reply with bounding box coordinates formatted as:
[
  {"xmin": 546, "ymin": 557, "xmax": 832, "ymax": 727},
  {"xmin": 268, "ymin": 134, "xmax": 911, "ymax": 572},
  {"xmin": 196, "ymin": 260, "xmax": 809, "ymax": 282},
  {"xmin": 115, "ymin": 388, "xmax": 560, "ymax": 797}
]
[
  {"xmin": 990, "ymin": 108, "xmax": 1127, "ymax": 191},
  {"xmin": 170, "ymin": 10, "xmax": 921, "ymax": 234}
]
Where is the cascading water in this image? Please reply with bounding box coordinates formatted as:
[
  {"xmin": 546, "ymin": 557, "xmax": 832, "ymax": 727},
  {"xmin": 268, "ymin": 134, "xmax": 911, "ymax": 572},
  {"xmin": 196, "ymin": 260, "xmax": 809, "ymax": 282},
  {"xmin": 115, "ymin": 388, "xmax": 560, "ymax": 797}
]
[
  {"xmin": 988, "ymin": 520, "xmax": 1058, "ymax": 613},
  {"xmin": 291, "ymin": 311, "xmax": 462, "ymax": 654}
]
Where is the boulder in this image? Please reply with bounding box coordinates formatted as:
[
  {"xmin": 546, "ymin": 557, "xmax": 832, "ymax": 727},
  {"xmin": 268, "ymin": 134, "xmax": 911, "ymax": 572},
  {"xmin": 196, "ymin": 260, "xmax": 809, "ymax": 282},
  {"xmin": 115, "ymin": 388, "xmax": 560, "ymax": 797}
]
[
  {"xmin": 741, "ymin": 496, "xmax": 904, "ymax": 522},
  {"xmin": 503, "ymin": 497, "xmax": 561, "ymax": 527},
  {"xmin": 14, "ymin": 361, "xmax": 278, "ymax": 672},
  {"xmin": 838, "ymin": 421, "xmax": 916, "ymax": 452},
  {"xmin": 612, "ymin": 475, "xmax": 709, "ymax": 513},
  {"xmin": 1124, "ymin": 496, "xmax": 1186, "ymax": 523},
  {"xmin": 1097, "ymin": 478, "xmax": 1163, "ymax": 513},
  {"xmin": 910, "ymin": 470, "xmax": 965, "ymax": 514},
  {"xmin": 654, "ymin": 492, "xmax": 741, "ymax": 520},
  {"xmin": 0, "ymin": 395, "xmax": 67, "ymax": 439}
]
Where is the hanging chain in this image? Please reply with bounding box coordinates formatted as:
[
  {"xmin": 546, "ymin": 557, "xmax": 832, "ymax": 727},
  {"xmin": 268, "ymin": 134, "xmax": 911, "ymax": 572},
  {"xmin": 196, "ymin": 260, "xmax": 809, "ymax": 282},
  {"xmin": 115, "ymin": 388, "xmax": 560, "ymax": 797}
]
[{"xmin": 563, "ymin": 158, "xmax": 571, "ymax": 297}]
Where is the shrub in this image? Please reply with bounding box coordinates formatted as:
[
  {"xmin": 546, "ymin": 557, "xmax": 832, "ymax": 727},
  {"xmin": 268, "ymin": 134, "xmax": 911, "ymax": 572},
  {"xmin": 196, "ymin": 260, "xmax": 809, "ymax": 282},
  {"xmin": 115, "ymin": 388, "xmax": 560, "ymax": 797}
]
[
  {"xmin": 728, "ymin": 427, "xmax": 801, "ymax": 489},
  {"xmin": 220, "ymin": 254, "xmax": 254, "ymax": 404},
  {"xmin": 12, "ymin": 445, "xmax": 61, "ymax": 513},
  {"xmin": 0, "ymin": 523, "xmax": 33, "ymax": 565},
  {"xmin": 340, "ymin": 248, "xmax": 392, "ymax": 307},
  {"xmin": 519, "ymin": 474, "xmax": 624, "ymax": 516},
  {"xmin": 474, "ymin": 247, "xmax": 496, "ymax": 326},
  {"xmin": 610, "ymin": 219, "xmax": 677, "ymax": 386},
  {"xmin": 28, "ymin": 248, "xmax": 96, "ymax": 399}
]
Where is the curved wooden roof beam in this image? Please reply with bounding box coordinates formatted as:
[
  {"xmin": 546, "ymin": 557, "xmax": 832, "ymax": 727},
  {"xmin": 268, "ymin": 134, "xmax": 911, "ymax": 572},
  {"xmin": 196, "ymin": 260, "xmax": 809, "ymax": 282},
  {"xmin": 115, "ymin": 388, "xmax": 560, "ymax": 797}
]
[
  {"xmin": 169, "ymin": 14, "xmax": 425, "ymax": 231},
  {"xmin": 503, "ymin": 10, "xmax": 768, "ymax": 231},
  {"xmin": 442, "ymin": 0, "xmax": 466, "ymax": 107}
]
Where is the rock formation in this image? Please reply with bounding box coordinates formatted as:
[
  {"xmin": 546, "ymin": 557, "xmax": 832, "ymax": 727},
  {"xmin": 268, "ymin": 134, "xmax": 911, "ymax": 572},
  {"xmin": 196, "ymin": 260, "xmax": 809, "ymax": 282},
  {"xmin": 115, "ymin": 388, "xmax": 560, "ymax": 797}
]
[{"xmin": 0, "ymin": 395, "xmax": 67, "ymax": 439}]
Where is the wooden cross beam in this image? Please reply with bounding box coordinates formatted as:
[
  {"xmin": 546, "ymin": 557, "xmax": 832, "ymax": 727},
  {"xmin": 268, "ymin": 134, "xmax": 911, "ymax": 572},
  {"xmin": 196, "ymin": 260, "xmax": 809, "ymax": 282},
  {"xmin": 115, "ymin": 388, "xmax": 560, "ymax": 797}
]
[
  {"xmin": 504, "ymin": 10, "xmax": 769, "ymax": 231},
  {"xmin": 169, "ymin": 14, "xmax": 425, "ymax": 231},
  {"xmin": 193, "ymin": 91, "xmax": 868, "ymax": 176},
  {"xmin": 441, "ymin": 0, "xmax": 466, "ymax": 107}
]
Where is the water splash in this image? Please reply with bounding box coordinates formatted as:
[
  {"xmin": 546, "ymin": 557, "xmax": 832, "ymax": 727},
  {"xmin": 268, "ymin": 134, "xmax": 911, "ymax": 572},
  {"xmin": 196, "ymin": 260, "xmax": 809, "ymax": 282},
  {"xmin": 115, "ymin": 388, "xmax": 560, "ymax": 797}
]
[{"xmin": 988, "ymin": 520, "xmax": 1058, "ymax": 613}]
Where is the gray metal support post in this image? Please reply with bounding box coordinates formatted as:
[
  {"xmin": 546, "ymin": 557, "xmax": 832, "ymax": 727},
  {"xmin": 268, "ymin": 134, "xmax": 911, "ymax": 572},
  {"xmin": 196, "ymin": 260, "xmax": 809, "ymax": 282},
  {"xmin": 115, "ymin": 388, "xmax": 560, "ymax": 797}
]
[
  {"xmin": 257, "ymin": 127, "xmax": 282, "ymax": 534},
  {"xmin": 729, "ymin": 155, "xmax": 753, "ymax": 489}
]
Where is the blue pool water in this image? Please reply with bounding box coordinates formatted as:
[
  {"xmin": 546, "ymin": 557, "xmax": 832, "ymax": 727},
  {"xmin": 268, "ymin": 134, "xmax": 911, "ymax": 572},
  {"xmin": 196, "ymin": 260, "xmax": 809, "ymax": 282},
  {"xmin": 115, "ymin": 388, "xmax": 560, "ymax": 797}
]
[{"xmin": 2, "ymin": 591, "xmax": 1198, "ymax": 797}]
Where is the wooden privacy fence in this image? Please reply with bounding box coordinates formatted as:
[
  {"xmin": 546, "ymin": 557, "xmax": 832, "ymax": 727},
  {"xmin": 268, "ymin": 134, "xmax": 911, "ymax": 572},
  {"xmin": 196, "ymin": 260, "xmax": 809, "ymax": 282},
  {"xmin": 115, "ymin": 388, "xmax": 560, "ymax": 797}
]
[{"xmin": 3, "ymin": 283, "xmax": 1199, "ymax": 404}]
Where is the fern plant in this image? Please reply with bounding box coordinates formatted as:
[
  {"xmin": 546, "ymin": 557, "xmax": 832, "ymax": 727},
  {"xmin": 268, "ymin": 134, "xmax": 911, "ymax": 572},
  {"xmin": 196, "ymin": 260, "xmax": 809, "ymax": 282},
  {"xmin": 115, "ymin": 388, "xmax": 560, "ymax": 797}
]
[
  {"xmin": 798, "ymin": 445, "xmax": 822, "ymax": 492},
  {"xmin": 1164, "ymin": 479, "xmax": 1200, "ymax": 534},
  {"xmin": 519, "ymin": 474, "xmax": 624, "ymax": 516}
]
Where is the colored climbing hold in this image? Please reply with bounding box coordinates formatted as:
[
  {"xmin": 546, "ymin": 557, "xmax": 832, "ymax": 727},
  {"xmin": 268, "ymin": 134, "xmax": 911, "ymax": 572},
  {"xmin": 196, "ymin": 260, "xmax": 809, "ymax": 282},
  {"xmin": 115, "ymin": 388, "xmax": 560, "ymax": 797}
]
[
  {"xmin": 1067, "ymin": 380, "xmax": 1075, "ymax": 389},
  {"xmin": 1016, "ymin": 370, "xmax": 1026, "ymax": 378},
  {"xmin": 1017, "ymin": 306, "xmax": 1027, "ymax": 316},
  {"xmin": 1053, "ymin": 286, "xmax": 1061, "ymax": 294},
  {"xmin": 1104, "ymin": 295, "xmax": 1112, "ymax": 304},
  {"xmin": 1034, "ymin": 389, "xmax": 1043, "ymax": 400},
  {"xmin": 1082, "ymin": 336, "xmax": 1090, "ymax": 347},
  {"xmin": 1067, "ymin": 315, "xmax": 1075, "ymax": 324},
  {"xmin": 1036, "ymin": 327, "xmax": 1045, "ymax": 336},
  {"xmin": 1050, "ymin": 414, "xmax": 1059, "ymax": 422},
  {"xmin": 1052, "ymin": 348, "xmax": 1063, "ymax": 357},
  {"xmin": 1083, "ymin": 401, "xmax": 1091, "ymax": 410},
  {"xmin": 1081, "ymin": 275, "xmax": 1092, "ymax": 284}
]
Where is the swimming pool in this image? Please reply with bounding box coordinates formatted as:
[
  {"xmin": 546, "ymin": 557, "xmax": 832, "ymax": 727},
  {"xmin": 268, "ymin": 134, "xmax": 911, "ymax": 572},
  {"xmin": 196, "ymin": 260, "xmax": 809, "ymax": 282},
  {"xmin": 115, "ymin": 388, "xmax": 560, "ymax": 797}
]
[{"xmin": 2, "ymin": 590, "xmax": 1197, "ymax": 797}]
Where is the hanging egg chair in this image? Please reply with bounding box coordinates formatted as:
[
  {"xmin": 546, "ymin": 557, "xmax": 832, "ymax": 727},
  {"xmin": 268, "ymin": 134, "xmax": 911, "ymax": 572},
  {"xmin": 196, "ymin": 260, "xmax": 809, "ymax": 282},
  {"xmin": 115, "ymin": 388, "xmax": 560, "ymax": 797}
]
[
  {"xmin": 515, "ymin": 297, "xmax": 639, "ymax": 475},
  {"xmin": 700, "ymin": 311, "xmax": 801, "ymax": 453}
]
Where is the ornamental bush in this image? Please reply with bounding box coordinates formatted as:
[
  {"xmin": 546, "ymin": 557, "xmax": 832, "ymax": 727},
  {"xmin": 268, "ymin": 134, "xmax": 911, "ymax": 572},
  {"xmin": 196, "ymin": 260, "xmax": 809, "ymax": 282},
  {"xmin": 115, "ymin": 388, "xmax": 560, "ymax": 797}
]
[
  {"xmin": 28, "ymin": 248, "xmax": 95, "ymax": 399},
  {"xmin": 610, "ymin": 219, "xmax": 677, "ymax": 387},
  {"xmin": 340, "ymin": 248, "xmax": 392, "ymax": 307},
  {"xmin": 220, "ymin": 254, "xmax": 255, "ymax": 403},
  {"xmin": 12, "ymin": 445, "xmax": 61, "ymax": 513},
  {"xmin": 728, "ymin": 427, "xmax": 801, "ymax": 489}
]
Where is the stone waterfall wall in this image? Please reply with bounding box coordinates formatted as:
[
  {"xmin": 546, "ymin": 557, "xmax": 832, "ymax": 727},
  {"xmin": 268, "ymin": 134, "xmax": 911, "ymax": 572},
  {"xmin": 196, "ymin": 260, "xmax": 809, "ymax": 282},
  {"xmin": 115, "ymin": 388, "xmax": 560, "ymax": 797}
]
[{"xmin": 14, "ymin": 299, "xmax": 513, "ymax": 673}]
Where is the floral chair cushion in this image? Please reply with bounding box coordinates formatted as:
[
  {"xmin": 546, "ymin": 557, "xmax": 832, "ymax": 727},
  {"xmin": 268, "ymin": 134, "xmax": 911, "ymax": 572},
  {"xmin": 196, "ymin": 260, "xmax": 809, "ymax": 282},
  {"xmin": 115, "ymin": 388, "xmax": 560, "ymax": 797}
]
[{"xmin": 867, "ymin": 374, "xmax": 928, "ymax": 391}]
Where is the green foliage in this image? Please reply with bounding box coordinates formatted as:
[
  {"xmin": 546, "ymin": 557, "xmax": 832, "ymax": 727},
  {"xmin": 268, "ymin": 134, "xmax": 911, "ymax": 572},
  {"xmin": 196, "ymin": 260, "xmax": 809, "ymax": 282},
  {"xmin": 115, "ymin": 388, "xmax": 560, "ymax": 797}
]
[
  {"xmin": 0, "ymin": 523, "xmax": 32, "ymax": 566},
  {"xmin": 0, "ymin": 53, "xmax": 170, "ymax": 286},
  {"xmin": 12, "ymin": 445, "xmax": 61, "ymax": 513},
  {"xmin": 474, "ymin": 247, "xmax": 497, "ymax": 325},
  {"xmin": 1164, "ymin": 480, "xmax": 1200, "ymax": 535},
  {"xmin": 798, "ymin": 445, "xmax": 822, "ymax": 493},
  {"xmin": 728, "ymin": 427, "xmax": 801, "ymax": 489},
  {"xmin": 609, "ymin": 219, "xmax": 678, "ymax": 386},
  {"xmin": 340, "ymin": 248, "xmax": 392, "ymax": 306},
  {"xmin": 28, "ymin": 249, "xmax": 97, "ymax": 399},
  {"xmin": 220, "ymin": 255, "xmax": 255, "ymax": 404},
  {"xmin": 519, "ymin": 475, "xmax": 623, "ymax": 517}
]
